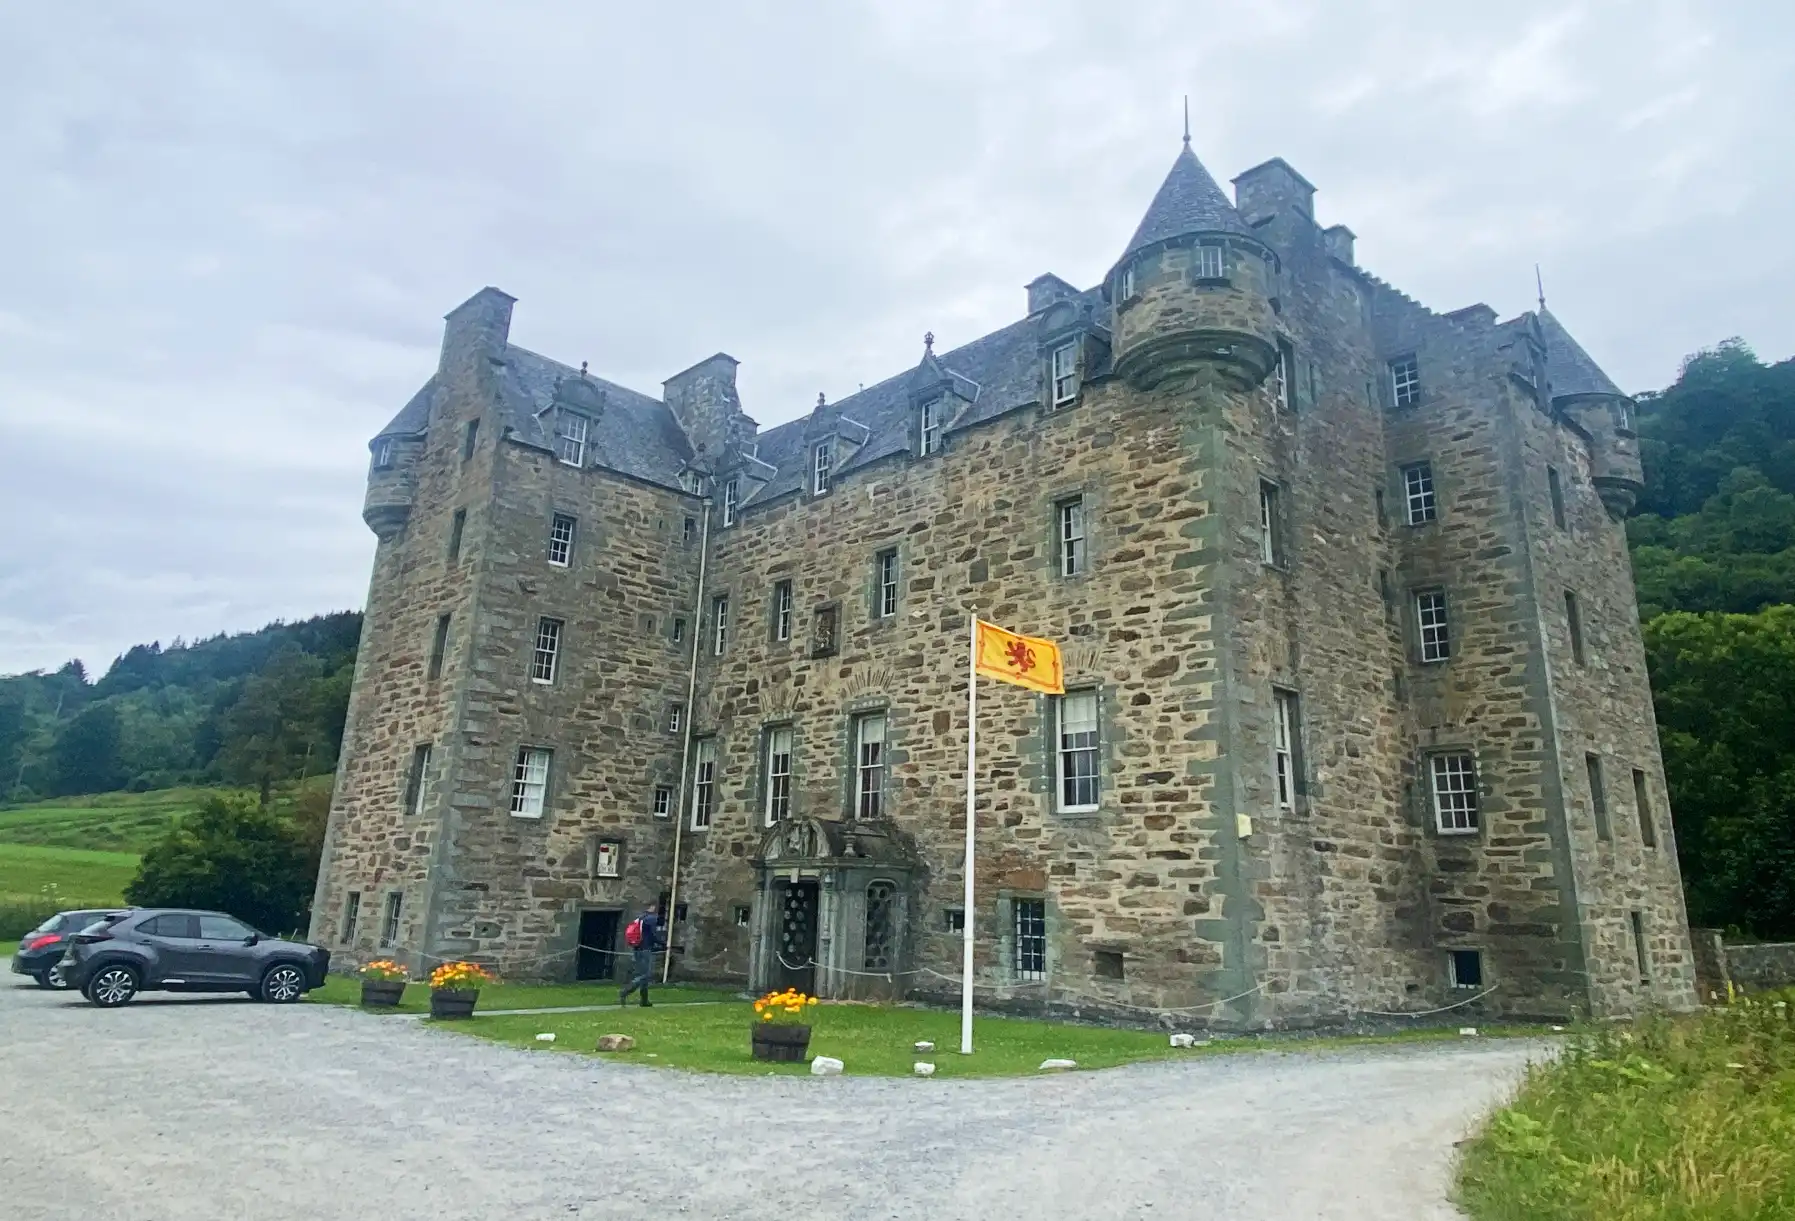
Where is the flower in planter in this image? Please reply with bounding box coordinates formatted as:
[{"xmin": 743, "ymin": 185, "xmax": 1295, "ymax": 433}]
[
  {"xmin": 429, "ymin": 961, "xmax": 496, "ymax": 991},
  {"xmin": 752, "ymin": 988, "xmax": 818, "ymax": 1025},
  {"xmin": 359, "ymin": 960, "xmax": 408, "ymax": 982}
]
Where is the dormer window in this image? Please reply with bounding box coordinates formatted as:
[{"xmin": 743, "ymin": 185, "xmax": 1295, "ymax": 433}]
[
  {"xmin": 1050, "ymin": 343, "xmax": 1079, "ymax": 406},
  {"xmin": 812, "ymin": 442, "xmax": 833, "ymax": 495},
  {"xmin": 679, "ymin": 469, "xmax": 705, "ymax": 495},
  {"xmin": 1615, "ymin": 401, "xmax": 1633, "ymax": 432},
  {"xmin": 372, "ymin": 439, "xmax": 395, "ymax": 471},
  {"xmin": 1119, "ymin": 265, "xmax": 1135, "ymax": 300},
  {"xmin": 1193, "ymin": 244, "xmax": 1225, "ymax": 280},
  {"xmin": 555, "ymin": 411, "xmax": 589, "ymax": 467},
  {"xmin": 919, "ymin": 398, "xmax": 943, "ymax": 456},
  {"xmin": 722, "ymin": 477, "xmax": 740, "ymax": 527}
]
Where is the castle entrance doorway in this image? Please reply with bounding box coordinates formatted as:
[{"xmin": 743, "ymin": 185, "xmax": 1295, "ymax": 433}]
[
  {"xmin": 771, "ymin": 880, "xmax": 818, "ymax": 994},
  {"xmin": 576, "ymin": 910, "xmax": 620, "ymax": 981}
]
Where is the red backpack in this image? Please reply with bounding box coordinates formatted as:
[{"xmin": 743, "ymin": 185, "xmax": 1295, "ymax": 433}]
[{"xmin": 624, "ymin": 917, "xmax": 645, "ymax": 948}]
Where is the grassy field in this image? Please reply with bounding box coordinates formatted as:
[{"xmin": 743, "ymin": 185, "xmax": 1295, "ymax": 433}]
[
  {"xmin": 0, "ymin": 842, "xmax": 140, "ymax": 936},
  {"xmin": 0, "ymin": 785, "xmax": 252, "ymax": 853},
  {"xmin": 1456, "ymin": 994, "xmax": 1795, "ymax": 1220},
  {"xmin": 307, "ymin": 976, "xmax": 741, "ymax": 1013}
]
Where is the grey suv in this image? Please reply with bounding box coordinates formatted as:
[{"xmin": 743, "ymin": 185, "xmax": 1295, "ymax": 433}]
[{"xmin": 59, "ymin": 909, "xmax": 330, "ymax": 1008}]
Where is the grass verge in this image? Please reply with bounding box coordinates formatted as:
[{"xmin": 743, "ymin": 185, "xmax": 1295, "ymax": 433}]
[
  {"xmin": 306, "ymin": 975, "xmax": 741, "ymax": 1013},
  {"xmin": 1456, "ymin": 992, "xmax": 1795, "ymax": 1220},
  {"xmin": 0, "ymin": 843, "xmax": 139, "ymax": 938}
]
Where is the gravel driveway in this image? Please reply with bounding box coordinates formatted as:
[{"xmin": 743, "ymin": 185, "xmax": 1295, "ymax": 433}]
[{"xmin": 1, "ymin": 978, "xmax": 1539, "ymax": 1221}]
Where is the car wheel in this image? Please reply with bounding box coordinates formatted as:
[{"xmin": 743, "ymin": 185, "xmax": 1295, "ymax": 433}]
[
  {"xmin": 45, "ymin": 964, "xmax": 71, "ymax": 990},
  {"xmin": 259, "ymin": 963, "xmax": 307, "ymax": 1004},
  {"xmin": 88, "ymin": 965, "xmax": 140, "ymax": 1008},
  {"xmin": 32, "ymin": 971, "xmax": 52, "ymax": 988}
]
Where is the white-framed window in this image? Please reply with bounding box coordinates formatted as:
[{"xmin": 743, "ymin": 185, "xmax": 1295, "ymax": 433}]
[
  {"xmin": 682, "ymin": 516, "xmax": 697, "ymax": 544},
  {"xmin": 1416, "ymin": 589, "xmax": 1450, "ymax": 662},
  {"xmin": 690, "ymin": 739, "xmax": 716, "ymax": 830},
  {"xmin": 548, "ymin": 513, "xmax": 576, "ymax": 567},
  {"xmin": 920, "ymin": 398, "xmax": 943, "ymax": 456},
  {"xmin": 668, "ymin": 704, "xmax": 683, "ymax": 734},
  {"xmin": 855, "ymin": 712, "xmax": 886, "ymax": 820},
  {"xmin": 772, "ymin": 580, "xmax": 793, "ymax": 642},
  {"xmin": 1119, "ymin": 264, "xmax": 1135, "ymax": 300},
  {"xmin": 734, "ymin": 905, "xmax": 752, "ymax": 927},
  {"xmin": 555, "ymin": 410, "xmax": 589, "ymax": 466},
  {"xmin": 1059, "ymin": 496, "xmax": 1086, "ymax": 577},
  {"xmin": 711, "ymin": 595, "xmax": 729, "ymax": 655},
  {"xmin": 1014, "ymin": 898, "xmax": 1047, "ymax": 981},
  {"xmin": 1616, "ymin": 401, "xmax": 1633, "ymax": 432},
  {"xmin": 1402, "ymin": 462, "xmax": 1437, "ymax": 525},
  {"xmin": 812, "ymin": 442, "xmax": 832, "ymax": 495},
  {"xmin": 671, "ymin": 616, "xmax": 685, "ymax": 645},
  {"xmin": 722, "ymin": 478, "xmax": 740, "ymax": 527},
  {"xmin": 372, "ymin": 439, "xmax": 395, "ymax": 470},
  {"xmin": 1055, "ymin": 689, "xmax": 1100, "ymax": 812},
  {"xmin": 1274, "ymin": 341, "xmax": 1294, "ymax": 412},
  {"xmin": 1193, "ymin": 244, "xmax": 1224, "ymax": 279},
  {"xmin": 1448, "ymin": 949, "xmax": 1483, "ymax": 989},
  {"xmin": 1430, "ymin": 752, "xmax": 1479, "ymax": 834},
  {"xmin": 380, "ymin": 892, "xmax": 402, "ymax": 946},
  {"xmin": 341, "ymin": 891, "xmax": 361, "ymax": 943},
  {"xmin": 1390, "ymin": 356, "xmax": 1421, "ymax": 408},
  {"xmin": 1259, "ymin": 479, "xmax": 1283, "ymax": 566},
  {"xmin": 403, "ymin": 743, "xmax": 432, "ymax": 816},
  {"xmin": 1272, "ymin": 689, "xmax": 1299, "ymax": 811},
  {"xmin": 510, "ymin": 746, "xmax": 552, "ymax": 818},
  {"xmin": 652, "ymin": 784, "xmax": 672, "ymax": 819},
  {"xmin": 763, "ymin": 726, "xmax": 793, "ymax": 825},
  {"xmin": 531, "ymin": 617, "xmax": 563, "ymax": 684},
  {"xmin": 1050, "ymin": 343, "xmax": 1079, "ymax": 405},
  {"xmin": 876, "ymin": 549, "xmax": 899, "ymax": 618}
]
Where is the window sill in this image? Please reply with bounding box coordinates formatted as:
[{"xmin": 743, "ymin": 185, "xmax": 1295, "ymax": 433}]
[
  {"xmin": 1051, "ymin": 394, "xmax": 1080, "ymax": 409},
  {"xmin": 1192, "ymin": 276, "xmax": 1233, "ymax": 288},
  {"xmin": 1056, "ymin": 804, "xmax": 1100, "ymax": 817},
  {"xmin": 509, "ymin": 811, "xmax": 545, "ymax": 821},
  {"xmin": 1434, "ymin": 826, "xmax": 1479, "ymax": 837},
  {"xmin": 547, "ymin": 561, "xmax": 570, "ymax": 570},
  {"xmin": 530, "ymin": 678, "xmax": 554, "ymax": 686}
]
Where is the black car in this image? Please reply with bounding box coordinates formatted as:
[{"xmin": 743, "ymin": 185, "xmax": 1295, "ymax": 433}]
[
  {"xmin": 10, "ymin": 909, "xmax": 127, "ymax": 988},
  {"xmin": 58, "ymin": 908, "xmax": 330, "ymax": 1008}
]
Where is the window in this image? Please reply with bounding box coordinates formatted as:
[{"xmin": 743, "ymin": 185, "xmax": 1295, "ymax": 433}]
[
  {"xmin": 1565, "ymin": 591, "xmax": 1585, "ymax": 664},
  {"xmin": 341, "ymin": 892, "xmax": 361, "ymax": 943},
  {"xmin": 854, "ymin": 712, "xmax": 887, "ymax": 819},
  {"xmin": 1058, "ymin": 496, "xmax": 1086, "ymax": 577},
  {"xmin": 812, "ymin": 442, "xmax": 832, "ymax": 495},
  {"xmin": 1430, "ymin": 752, "xmax": 1480, "ymax": 834},
  {"xmin": 198, "ymin": 914, "xmax": 253, "ymax": 941},
  {"xmin": 919, "ymin": 398, "xmax": 943, "ymax": 456},
  {"xmin": 141, "ymin": 913, "xmax": 199, "ymax": 939},
  {"xmin": 690, "ymin": 739, "xmax": 716, "ymax": 829},
  {"xmin": 555, "ymin": 411, "xmax": 589, "ymax": 466},
  {"xmin": 1587, "ymin": 753, "xmax": 1610, "ymax": 841},
  {"xmin": 531, "ymin": 617, "xmax": 563, "ymax": 684},
  {"xmin": 592, "ymin": 840, "xmax": 621, "ymax": 878},
  {"xmin": 1390, "ymin": 356, "xmax": 1421, "ymax": 408},
  {"xmin": 875, "ymin": 549, "xmax": 899, "ymax": 618},
  {"xmin": 864, "ymin": 880, "xmax": 897, "ymax": 972},
  {"xmin": 671, "ymin": 616, "xmax": 686, "ymax": 645},
  {"xmin": 447, "ymin": 508, "xmax": 467, "ymax": 563},
  {"xmin": 1014, "ymin": 898, "xmax": 1047, "ymax": 980},
  {"xmin": 1119, "ymin": 264, "xmax": 1135, "ymax": 300},
  {"xmin": 945, "ymin": 908, "xmax": 966, "ymax": 933},
  {"xmin": 813, "ymin": 606, "xmax": 838, "ymax": 658},
  {"xmin": 653, "ymin": 785, "xmax": 673, "ymax": 818},
  {"xmin": 1055, "ymin": 689, "xmax": 1100, "ymax": 812},
  {"xmin": 426, "ymin": 614, "xmax": 450, "ymax": 682},
  {"xmin": 711, "ymin": 595, "xmax": 729, "ymax": 655},
  {"xmin": 1094, "ymin": 950, "xmax": 1125, "ymax": 980},
  {"xmin": 1616, "ymin": 401, "xmax": 1633, "ymax": 432},
  {"xmin": 462, "ymin": 418, "xmax": 479, "ymax": 461},
  {"xmin": 1274, "ymin": 340, "xmax": 1295, "ymax": 412},
  {"xmin": 1631, "ymin": 910, "xmax": 1651, "ymax": 981},
  {"xmin": 668, "ymin": 704, "xmax": 683, "ymax": 734},
  {"xmin": 381, "ymin": 893, "xmax": 403, "ymax": 946},
  {"xmin": 1402, "ymin": 462, "xmax": 1437, "ymax": 524},
  {"xmin": 403, "ymin": 744, "xmax": 432, "ymax": 816},
  {"xmin": 763, "ymin": 726, "xmax": 793, "ymax": 825},
  {"xmin": 1375, "ymin": 488, "xmax": 1388, "ymax": 528},
  {"xmin": 1416, "ymin": 589, "xmax": 1451, "ymax": 663},
  {"xmin": 1259, "ymin": 479, "xmax": 1283, "ymax": 566},
  {"xmin": 1449, "ymin": 949, "xmax": 1484, "ymax": 989},
  {"xmin": 1272, "ymin": 689, "xmax": 1301, "ymax": 811},
  {"xmin": 1050, "ymin": 343, "xmax": 1079, "ymax": 405},
  {"xmin": 772, "ymin": 580, "xmax": 793, "ymax": 643},
  {"xmin": 682, "ymin": 516, "xmax": 697, "ymax": 544},
  {"xmin": 1548, "ymin": 466, "xmax": 1567, "ymax": 530},
  {"xmin": 372, "ymin": 439, "xmax": 395, "ymax": 470},
  {"xmin": 1634, "ymin": 768, "xmax": 1657, "ymax": 848},
  {"xmin": 510, "ymin": 747, "xmax": 551, "ymax": 818},
  {"xmin": 548, "ymin": 513, "xmax": 576, "ymax": 567},
  {"xmin": 1193, "ymin": 244, "xmax": 1224, "ymax": 279},
  {"xmin": 680, "ymin": 470, "xmax": 704, "ymax": 494},
  {"xmin": 734, "ymin": 905, "xmax": 752, "ymax": 927},
  {"xmin": 722, "ymin": 478, "xmax": 740, "ymax": 527}
]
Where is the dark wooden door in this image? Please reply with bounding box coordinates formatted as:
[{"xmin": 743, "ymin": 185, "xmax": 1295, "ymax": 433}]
[
  {"xmin": 577, "ymin": 910, "xmax": 620, "ymax": 981},
  {"xmin": 771, "ymin": 881, "xmax": 818, "ymax": 993}
]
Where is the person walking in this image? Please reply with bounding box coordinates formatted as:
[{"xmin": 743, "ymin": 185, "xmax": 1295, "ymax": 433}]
[{"xmin": 618, "ymin": 903, "xmax": 662, "ymax": 1007}]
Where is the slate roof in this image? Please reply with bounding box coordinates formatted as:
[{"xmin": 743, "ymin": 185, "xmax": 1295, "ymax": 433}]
[
  {"xmin": 1120, "ymin": 143, "xmax": 1252, "ymax": 259},
  {"xmin": 1539, "ymin": 308, "xmax": 1626, "ymax": 399}
]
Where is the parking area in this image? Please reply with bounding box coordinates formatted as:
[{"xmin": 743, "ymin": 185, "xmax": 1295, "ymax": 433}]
[{"xmin": 1, "ymin": 977, "xmax": 1540, "ymax": 1220}]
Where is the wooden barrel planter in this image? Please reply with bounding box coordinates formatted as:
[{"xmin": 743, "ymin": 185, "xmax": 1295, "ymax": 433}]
[
  {"xmin": 430, "ymin": 988, "xmax": 480, "ymax": 1020},
  {"xmin": 751, "ymin": 1024, "xmax": 812, "ymax": 1062},
  {"xmin": 360, "ymin": 979, "xmax": 406, "ymax": 1008}
]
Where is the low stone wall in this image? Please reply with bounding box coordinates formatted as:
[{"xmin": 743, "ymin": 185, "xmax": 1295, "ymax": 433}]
[{"xmin": 1726, "ymin": 942, "xmax": 1795, "ymax": 994}]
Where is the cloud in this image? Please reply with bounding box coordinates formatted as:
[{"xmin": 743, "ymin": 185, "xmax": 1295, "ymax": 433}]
[{"xmin": 1, "ymin": 0, "xmax": 1790, "ymax": 674}]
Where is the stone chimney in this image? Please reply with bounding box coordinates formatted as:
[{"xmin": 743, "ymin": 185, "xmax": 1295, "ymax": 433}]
[
  {"xmin": 664, "ymin": 353, "xmax": 747, "ymax": 467},
  {"xmin": 1231, "ymin": 158, "xmax": 1315, "ymax": 223},
  {"xmin": 1026, "ymin": 273, "xmax": 1079, "ymax": 315},
  {"xmin": 1322, "ymin": 224, "xmax": 1356, "ymax": 265},
  {"xmin": 439, "ymin": 287, "xmax": 515, "ymax": 380}
]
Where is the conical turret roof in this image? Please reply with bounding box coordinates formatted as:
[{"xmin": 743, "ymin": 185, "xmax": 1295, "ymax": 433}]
[
  {"xmin": 1120, "ymin": 142, "xmax": 1251, "ymax": 259},
  {"xmin": 1539, "ymin": 308, "xmax": 1625, "ymax": 399}
]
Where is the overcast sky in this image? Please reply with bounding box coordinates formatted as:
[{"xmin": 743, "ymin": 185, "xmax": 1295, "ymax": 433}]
[{"xmin": 2, "ymin": 1, "xmax": 1791, "ymax": 678}]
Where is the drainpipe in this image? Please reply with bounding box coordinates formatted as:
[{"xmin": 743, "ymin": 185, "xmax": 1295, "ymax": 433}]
[{"xmin": 662, "ymin": 494, "xmax": 712, "ymax": 982}]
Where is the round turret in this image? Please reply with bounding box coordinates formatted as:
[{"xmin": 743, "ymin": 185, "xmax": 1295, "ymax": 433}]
[
  {"xmin": 1540, "ymin": 309, "xmax": 1642, "ymax": 521},
  {"xmin": 362, "ymin": 434, "xmax": 420, "ymax": 540}
]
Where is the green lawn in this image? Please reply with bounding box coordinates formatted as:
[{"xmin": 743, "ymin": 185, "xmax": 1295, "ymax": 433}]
[
  {"xmin": 0, "ymin": 786, "xmax": 225, "ymax": 853},
  {"xmin": 307, "ymin": 975, "xmax": 742, "ymax": 1013},
  {"xmin": 0, "ymin": 842, "xmax": 140, "ymax": 936}
]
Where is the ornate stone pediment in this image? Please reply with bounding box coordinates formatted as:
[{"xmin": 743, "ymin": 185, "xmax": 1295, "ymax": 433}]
[{"xmin": 757, "ymin": 816, "xmax": 836, "ymax": 865}]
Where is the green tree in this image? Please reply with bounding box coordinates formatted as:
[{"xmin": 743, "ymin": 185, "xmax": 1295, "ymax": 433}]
[
  {"xmin": 49, "ymin": 702, "xmax": 125, "ymax": 796},
  {"xmin": 125, "ymin": 792, "xmax": 317, "ymax": 935},
  {"xmin": 213, "ymin": 646, "xmax": 325, "ymax": 805}
]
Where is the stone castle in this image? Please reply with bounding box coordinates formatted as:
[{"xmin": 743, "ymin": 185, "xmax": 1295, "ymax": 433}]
[{"xmin": 311, "ymin": 136, "xmax": 1699, "ymax": 1026}]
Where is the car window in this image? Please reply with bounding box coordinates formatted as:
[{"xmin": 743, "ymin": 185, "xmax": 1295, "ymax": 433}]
[
  {"xmin": 74, "ymin": 913, "xmax": 128, "ymax": 935},
  {"xmin": 60, "ymin": 910, "xmax": 113, "ymax": 931},
  {"xmin": 198, "ymin": 915, "xmax": 254, "ymax": 941},
  {"xmin": 139, "ymin": 914, "xmax": 200, "ymax": 938}
]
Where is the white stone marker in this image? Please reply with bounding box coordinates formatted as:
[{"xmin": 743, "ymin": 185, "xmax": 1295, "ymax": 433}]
[
  {"xmin": 914, "ymin": 1062, "xmax": 937, "ymax": 1077},
  {"xmin": 1039, "ymin": 1058, "xmax": 1077, "ymax": 1071},
  {"xmin": 810, "ymin": 1056, "xmax": 845, "ymax": 1076}
]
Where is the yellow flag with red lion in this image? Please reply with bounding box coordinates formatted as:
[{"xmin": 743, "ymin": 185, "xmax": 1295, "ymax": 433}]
[{"xmin": 973, "ymin": 619, "xmax": 1065, "ymax": 695}]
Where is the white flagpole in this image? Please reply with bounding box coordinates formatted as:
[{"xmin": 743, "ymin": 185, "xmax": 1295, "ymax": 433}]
[{"xmin": 961, "ymin": 614, "xmax": 977, "ymax": 1055}]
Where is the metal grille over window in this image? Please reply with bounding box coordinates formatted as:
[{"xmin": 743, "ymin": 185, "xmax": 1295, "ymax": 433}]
[
  {"xmin": 555, "ymin": 410, "xmax": 589, "ymax": 466},
  {"xmin": 877, "ymin": 550, "xmax": 898, "ymax": 617},
  {"xmin": 920, "ymin": 398, "xmax": 942, "ymax": 455},
  {"xmin": 1059, "ymin": 497, "xmax": 1086, "ymax": 577},
  {"xmin": 856, "ymin": 713, "xmax": 886, "ymax": 819},
  {"xmin": 1193, "ymin": 245, "xmax": 1224, "ymax": 279},
  {"xmin": 1416, "ymin": 589, "xmax": 1451, "ymax": 662},
  {"xmin": 691, "ymin": 739, "xmax": 716, "ymax": 829},
  {"xmin": 548, "ymin": 513, "xmax": 576, "ymax": 567},
  {"xmin": 511, "ymin": 747, "xmax": 551, "ymax": 818},
  {"xmin": 722, "ymin": 478, "xmax": 739, "ymax": 527},
  {"xmin": 1272, "ymin": 691, "xmax": 1297, "ymax": 810},
  {"xmin": 764, "ymin": 726, "xmax": 793, "ymax": 825},
  {"xmin": 1430, "ymin": 753, "xmax": 1479, "ymax": 833},
  {"xmin": 1057, "ymin": 690, "xmax": 1100, "ymax": 812},
  {"xmin": 1051, "ymin": 343, "xmax": 1079, "ymax": 405},
  {"xmin": 773, "ymin": 581, "xmax": 793, "ymax": 642},
  {"xmin": 1014, "ymin": 898, "xmax": 1047, "ymax": 980},
  {"xmin": 531, "ymin": 617, "xmax": 563, "ymax": 684},
  {"xmin": 1390, "ymin": 356, "xmax": 1421, "ymax": 408},
  {"xmin": 1402, "ymin": 462, "xmax": 1436, "ymax": 524},
  {"xmin": 864, "ymin": 881, "xmax": 897, "ymax": 973},
  {"xmin": 812, "ymin": 442, "xmax": 832, "ymax": 494}
]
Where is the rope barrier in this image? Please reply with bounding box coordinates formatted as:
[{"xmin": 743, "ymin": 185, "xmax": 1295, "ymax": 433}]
[{"xmin": 1353, "ymin": 983, "xmax": 1501, "ymax": 1018}]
